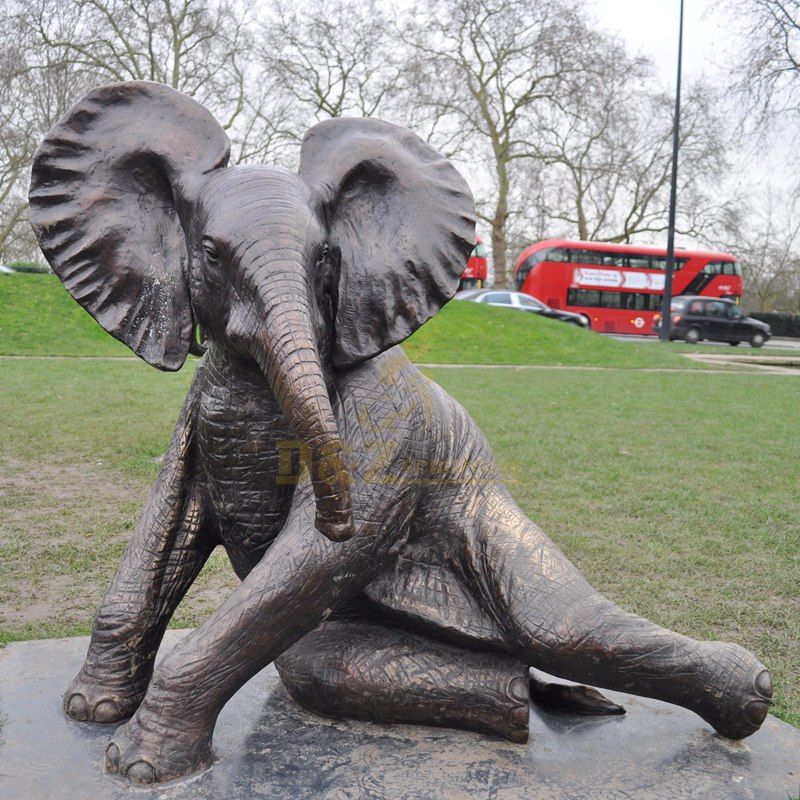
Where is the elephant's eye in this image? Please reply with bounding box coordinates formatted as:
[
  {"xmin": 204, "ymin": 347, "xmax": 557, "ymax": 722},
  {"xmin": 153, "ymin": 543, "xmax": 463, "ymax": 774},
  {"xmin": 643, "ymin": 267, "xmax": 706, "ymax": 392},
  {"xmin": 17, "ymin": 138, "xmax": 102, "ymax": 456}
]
[{"xmin": 202, "ymin": 239, "xmax": 220, "ymax": 264}]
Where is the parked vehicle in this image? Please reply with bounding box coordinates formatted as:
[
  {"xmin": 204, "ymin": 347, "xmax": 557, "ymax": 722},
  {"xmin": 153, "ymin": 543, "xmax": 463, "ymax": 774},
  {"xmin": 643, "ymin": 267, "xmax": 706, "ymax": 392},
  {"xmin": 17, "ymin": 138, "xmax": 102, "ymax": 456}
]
[
  {"xmin": 459, "ymin": 237, "xmax": 488, "ymax": 290},
  {"xmin": 513, "ymin": 239, "xmax": 743, "ymax": 335},
  {"xmin": 653, "ymin": 296, "xmax": 771, "ymax": 347},
  {"xmin": 454, "ymin": 288, "xmax": 589, "ymax": 327}
]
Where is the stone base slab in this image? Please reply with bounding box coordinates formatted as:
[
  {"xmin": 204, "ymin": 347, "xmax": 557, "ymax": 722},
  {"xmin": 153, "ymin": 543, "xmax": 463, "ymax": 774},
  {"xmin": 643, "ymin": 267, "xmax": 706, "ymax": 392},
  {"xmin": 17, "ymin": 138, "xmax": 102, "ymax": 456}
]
[{"xmin": 0, "ymin": 631, "xmax": 798, "ymax": 799}]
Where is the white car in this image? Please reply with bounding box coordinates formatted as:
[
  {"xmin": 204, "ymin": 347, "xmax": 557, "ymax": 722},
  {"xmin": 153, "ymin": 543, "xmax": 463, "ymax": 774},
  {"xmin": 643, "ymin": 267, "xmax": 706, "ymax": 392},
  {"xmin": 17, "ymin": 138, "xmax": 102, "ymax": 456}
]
[{"xmin": 454, "ymin": 289, "xmax": 589, "ymax": 327}]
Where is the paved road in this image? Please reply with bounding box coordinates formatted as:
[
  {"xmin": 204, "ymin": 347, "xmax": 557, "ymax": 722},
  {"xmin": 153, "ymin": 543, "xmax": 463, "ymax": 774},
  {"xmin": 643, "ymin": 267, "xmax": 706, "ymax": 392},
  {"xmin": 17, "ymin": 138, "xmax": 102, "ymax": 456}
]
[{"xmin": 604, "ymin": 334, "xmax": 800, "ymax": 352}]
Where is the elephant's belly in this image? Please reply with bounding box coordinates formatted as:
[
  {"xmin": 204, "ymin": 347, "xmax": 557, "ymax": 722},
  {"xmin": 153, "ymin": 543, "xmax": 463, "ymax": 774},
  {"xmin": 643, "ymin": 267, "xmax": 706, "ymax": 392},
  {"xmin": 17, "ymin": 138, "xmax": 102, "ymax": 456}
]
[{"xmin": 196, "ymin": 372, "xmax": 297, "ymax": 575}]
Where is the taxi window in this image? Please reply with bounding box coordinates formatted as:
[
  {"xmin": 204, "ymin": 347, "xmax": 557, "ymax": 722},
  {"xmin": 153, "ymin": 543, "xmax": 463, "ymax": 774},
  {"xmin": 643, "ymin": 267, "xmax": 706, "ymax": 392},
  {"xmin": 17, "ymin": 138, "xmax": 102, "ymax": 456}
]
[
  {"xmin": 687, "ymin": 300, "xmax": 705, "ymax": 314},
  {"xmin": 707, "ymin": 301, "xmax": 727, "ymax": 316}
]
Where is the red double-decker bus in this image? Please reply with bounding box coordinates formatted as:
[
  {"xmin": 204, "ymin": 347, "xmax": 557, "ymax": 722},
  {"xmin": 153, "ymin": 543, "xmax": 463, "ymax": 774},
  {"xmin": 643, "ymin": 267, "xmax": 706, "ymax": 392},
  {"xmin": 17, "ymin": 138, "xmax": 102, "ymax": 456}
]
[
  {"xmin": 513, "ymin": 239, "xmax": 743, "ymax": 334},
  {"xmin": 459, "ymin": 237, "xmax": 488, "ymax": 290}
]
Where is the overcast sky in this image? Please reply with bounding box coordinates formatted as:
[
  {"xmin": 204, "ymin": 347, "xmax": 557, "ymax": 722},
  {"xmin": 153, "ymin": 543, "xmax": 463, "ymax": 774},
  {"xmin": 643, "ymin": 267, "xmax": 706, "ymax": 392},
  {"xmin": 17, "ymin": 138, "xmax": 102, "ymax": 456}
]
[
  {"xmin": 593, "ymin": 0, "xmax": 794, "ymax": 242},
  {"xmin": 595, "ymin": 0, "xmax": 727, "ymax": 84}
]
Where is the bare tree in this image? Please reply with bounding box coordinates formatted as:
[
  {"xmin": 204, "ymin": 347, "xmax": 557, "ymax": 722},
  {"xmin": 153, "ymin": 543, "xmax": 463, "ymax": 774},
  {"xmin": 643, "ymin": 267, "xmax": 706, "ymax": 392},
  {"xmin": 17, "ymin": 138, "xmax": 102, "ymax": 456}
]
[
  {"xmin": 0, "ymin": 9, "xmax": 96, "ymax": 260},
  {"xmin": 728, "ymin": 0, "xmax": 800, "ymax": 136},
  {"xmin": 403, "ymin": 0, "xmax": 598, "ymax": 287},
  {"xmin": 30, "ymin": 0, "xmax": 250, "ymax": 124},
  {"xmin": 258, "ymin": 0, "xmax": 402, "ymax": 136},
  {"xmin": 24, "ymin": 0, "xmax": 298, "ymax": 164},
  {"xmin": 0, "ymin": 55, "xmax": 34, "ymax": 260},
  {"xmin": 535, "ymin": 74, "xmax": 730, "ymax": 243},
  {"xmin": 0, "ymin": 0, "xmax": 297, "ymax": 257},
  {"xmin": 723, "ymin": 189, "xmax": 800, "ymax": 311}
]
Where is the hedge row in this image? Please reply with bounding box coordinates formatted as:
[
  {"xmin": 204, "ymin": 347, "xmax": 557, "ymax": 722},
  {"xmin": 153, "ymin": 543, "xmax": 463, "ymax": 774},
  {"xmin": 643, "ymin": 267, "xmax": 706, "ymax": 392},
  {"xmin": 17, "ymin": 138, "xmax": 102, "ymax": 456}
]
[
  {"xmin": 7, "ymin": 260, "xmax": 51, "ymax": 274},
  {"xmin": 748, "ymin": 312, "xmax": 800, "ymax": 338}
]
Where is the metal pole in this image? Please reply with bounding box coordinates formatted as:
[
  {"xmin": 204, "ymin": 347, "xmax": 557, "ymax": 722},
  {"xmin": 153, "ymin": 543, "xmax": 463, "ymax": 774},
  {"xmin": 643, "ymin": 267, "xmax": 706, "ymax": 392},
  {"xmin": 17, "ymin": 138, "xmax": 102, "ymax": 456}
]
[{"xmin": 660, "ymin": 0, "xmax": 684, "ymax": 342}]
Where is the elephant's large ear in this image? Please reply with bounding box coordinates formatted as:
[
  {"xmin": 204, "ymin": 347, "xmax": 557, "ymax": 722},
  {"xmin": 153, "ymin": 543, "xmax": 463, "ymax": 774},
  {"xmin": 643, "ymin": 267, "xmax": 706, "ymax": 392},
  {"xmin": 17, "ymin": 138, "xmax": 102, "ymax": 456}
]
[
  {"xmin": 299, "ymin": 117, "xmax": 476, "ymax": 368},
  {"xmin": 28, "ymin": 81, "xmax": 230, "ymax": 370}
]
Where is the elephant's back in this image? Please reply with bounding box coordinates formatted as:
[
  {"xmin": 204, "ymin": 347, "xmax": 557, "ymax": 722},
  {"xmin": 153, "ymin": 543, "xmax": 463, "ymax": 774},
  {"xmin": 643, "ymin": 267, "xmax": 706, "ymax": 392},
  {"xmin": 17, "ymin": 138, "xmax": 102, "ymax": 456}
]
[
  {"xmin": 335, "ymin": 347, "xmax": 499, "ymax": 488},
  {"xmin": 423, "ymin": 376, "xmax": 500, "ymax": 488}
]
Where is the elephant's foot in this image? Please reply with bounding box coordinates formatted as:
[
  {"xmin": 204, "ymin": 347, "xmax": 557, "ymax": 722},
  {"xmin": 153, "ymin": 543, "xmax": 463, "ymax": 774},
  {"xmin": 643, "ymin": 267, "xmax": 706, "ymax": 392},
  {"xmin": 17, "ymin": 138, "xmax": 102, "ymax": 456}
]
[
  {"xmin": 529, "ymin": 672, "xmax": 625, "ymax": 716},
  {"xmin": 692, "ymin": 642, "xmax": 772, "ymax": 740},
  {"xmin": 105, "ymin": 704, "xmax": 213, "ymax": 785},
  {"xmin": 63, "ymin": 668, "xmax": 148, "ymax": 724},
  {"xmin": 494, "ymin": 674, "xmax": 531, "ymax": 742}
]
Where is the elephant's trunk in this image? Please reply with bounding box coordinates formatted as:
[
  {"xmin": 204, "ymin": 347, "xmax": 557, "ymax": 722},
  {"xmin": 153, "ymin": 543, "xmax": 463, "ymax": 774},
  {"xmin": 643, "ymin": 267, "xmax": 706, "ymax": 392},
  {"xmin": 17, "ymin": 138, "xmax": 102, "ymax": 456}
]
[{"xmin": 247, "ymin": 262, "xmax": 355, "ymax": 543}]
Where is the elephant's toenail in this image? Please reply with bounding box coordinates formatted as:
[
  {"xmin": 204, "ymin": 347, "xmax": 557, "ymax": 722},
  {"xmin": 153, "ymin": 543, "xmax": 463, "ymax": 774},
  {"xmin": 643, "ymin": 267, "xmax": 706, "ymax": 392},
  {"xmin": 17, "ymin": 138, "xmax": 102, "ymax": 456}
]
[
  {"xmin": 506, "ymin": 705, "xmax": 530, "ymax": 743},
  {"xmin": 66, "ymin": 693, "xmax": 88, "ymax": 720},
  {"xmin": 510, "ymin": 704, "xmax": 529, "ymax": 728},
  {"xmin": 127, "ymin": 761, "xmax": 156, "ymax": 785},
  {"xmin": 93, "ymin": 700, "xmax": 120, "ymax": 723},
  {"xmin": 105, "ymin": 743, "xmax": 120, "ymax": 773},
  {"xmin": 754, "ymin": 669, "xmax": 773, "ymax": 699},
  {"xmin": 744, "ymin": 699, "xmax": 770, "ymax": 727},
  {"xmin": 508, "ymin": 675, "xmax": 529, "ymax": 704}
]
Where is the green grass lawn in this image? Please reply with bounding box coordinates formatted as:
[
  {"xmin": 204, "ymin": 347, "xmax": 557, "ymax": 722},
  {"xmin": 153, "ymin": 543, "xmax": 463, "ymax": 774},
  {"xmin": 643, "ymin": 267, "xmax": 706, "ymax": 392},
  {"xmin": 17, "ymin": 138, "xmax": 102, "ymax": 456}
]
[
  {"xmin": 0, "ymin": 273, "xmax": 130, "ymax": 357},
  {"xmin": 1, "ymin": 272, "xmax": 798, "ymax": 726},
  {"xmin": 404, "ymin": 300, "xmax": 713, "ymax": 367},
  {"xmin": 0, "ymin": 358, "xmax": 237, "ymax": 641},
  {"xmin": 0, "ymin": 273, "xmax": 752, "ymax": 368},
  {"xmin": 404, "ymin": 300, "xmax": 792, "ymax": 365},
  {"xmin": 1, "ymin": 356, "xmax": 797, "ymax": 725}
]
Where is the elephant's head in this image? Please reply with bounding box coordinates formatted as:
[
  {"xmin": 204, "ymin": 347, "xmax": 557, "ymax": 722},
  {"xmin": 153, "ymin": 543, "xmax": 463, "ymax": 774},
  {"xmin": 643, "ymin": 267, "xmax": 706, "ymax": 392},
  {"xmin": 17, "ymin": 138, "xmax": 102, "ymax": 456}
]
[{"xmin": 29, "ymin": 81, "xmax": 476, "ymax": 543}]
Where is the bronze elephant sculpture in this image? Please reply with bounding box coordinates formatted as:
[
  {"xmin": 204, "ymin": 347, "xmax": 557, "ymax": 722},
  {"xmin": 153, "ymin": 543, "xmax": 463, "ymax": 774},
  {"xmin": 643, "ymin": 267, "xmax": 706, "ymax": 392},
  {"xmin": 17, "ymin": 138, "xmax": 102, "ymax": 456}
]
[{"xmin": 29, "ymin": 82, "xmax": 773, "ymax": 786}]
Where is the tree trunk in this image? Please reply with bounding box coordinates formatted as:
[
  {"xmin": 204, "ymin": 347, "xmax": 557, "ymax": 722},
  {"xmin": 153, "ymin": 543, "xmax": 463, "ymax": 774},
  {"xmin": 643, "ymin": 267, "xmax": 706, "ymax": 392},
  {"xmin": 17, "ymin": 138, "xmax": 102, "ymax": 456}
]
[
  {"xmin": 492, "ymin": 161, "xmax": 510, "ymax": 288},
  {"xmin": 576, "ymin": 191, "xmax": 588, "ymax": 240}
]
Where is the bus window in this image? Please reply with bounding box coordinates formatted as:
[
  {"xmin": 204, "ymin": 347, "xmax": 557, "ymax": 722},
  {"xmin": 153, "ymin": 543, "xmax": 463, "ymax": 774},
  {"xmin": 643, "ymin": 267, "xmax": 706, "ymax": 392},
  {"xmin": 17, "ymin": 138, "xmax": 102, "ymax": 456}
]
[
  {"xmin": 473, "ymin": 242, "xmax": 487, "ymax": 257},
  {"xmin": 514, "ymin": 260, "xmax": 532, "ymax": 290},
  {"xmin": 733, "ymin": 262, "xmax": 742, "ymax": 276},
  {"xmin": 703, "ymin": 261, "xmax": 722, "ymax": 275},
  {"xmin": 627, "ymin": 293, "xmax": 659, "ymax": 310},
  {"xmin": 568, "ymin": 288, "xmax": 599, "ymax": 306},
  {"xmin": 721, "ymin": 261, "xmax": 737, "ymax": 275},
  {"xmin": 625, "ymin": 256, "xmax": 650, "ymax": 269},
  {"xmin": 599, "ymin": 291, "xmax": 622, "ymax": 308},
  {"xmin": 574, "ymin": 249, "xmax": 605, "ymax": 265},
  {"xmin": 514, "ymin": 248, "xmax": 552, "ymax": 289},
  {"xmin": 648, "ymin": 256, "xmax": 687, "ymax": 271},
  {"xmin": 549, "ymin": 248, "xmax": 571, "ymax": 262},
  {"xmin": 622, "ymin": 293, "xmax": 638, "ymax": 309}
]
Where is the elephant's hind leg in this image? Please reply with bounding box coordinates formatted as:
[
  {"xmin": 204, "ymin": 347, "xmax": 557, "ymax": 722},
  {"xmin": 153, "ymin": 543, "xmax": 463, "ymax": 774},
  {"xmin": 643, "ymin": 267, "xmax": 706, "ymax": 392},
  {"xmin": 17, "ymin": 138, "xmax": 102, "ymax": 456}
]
[
  {"xmin": 275, "ymin": 620, "xmax": 530, "ymax": 742},
  {"xmin": 474, "ymin": 488, "xmax": 773, "ymax": 740}
]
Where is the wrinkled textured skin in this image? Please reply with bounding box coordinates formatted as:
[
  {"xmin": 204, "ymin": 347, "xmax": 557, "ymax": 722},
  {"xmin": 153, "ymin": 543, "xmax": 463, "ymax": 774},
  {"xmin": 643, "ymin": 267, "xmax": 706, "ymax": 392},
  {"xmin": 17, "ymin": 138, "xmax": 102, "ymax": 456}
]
[{"xmin": 29, "ymin": 82, "xmax": 772, "ymax": 787}]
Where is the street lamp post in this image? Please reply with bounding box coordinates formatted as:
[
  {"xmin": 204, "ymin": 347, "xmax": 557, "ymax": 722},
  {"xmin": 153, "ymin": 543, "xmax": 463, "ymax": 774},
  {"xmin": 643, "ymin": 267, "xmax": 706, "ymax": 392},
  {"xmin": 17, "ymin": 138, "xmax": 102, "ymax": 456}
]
[{"xmin": 660, "ymin": 0, "xmax": 685, "ymax": 342}]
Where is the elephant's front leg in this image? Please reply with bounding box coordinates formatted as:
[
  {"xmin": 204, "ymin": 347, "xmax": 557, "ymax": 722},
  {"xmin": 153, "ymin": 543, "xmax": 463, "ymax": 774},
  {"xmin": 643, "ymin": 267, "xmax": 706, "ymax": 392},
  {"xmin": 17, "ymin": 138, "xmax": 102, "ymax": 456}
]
[
  {"xmin": 65, "ymin": 397, "xmax": 213, "ymax": 723},
  {"xmin": 105, "ymin": 483, "xmax": 414, "ymax": 785}
]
